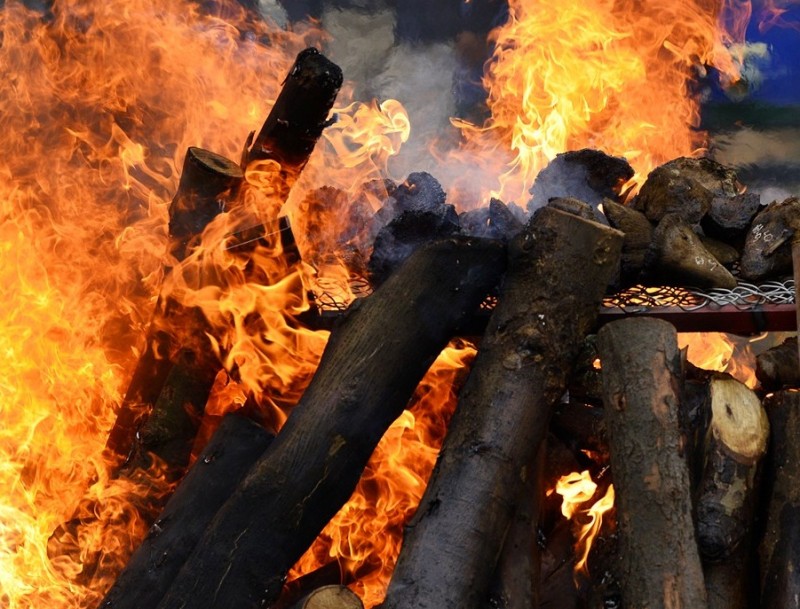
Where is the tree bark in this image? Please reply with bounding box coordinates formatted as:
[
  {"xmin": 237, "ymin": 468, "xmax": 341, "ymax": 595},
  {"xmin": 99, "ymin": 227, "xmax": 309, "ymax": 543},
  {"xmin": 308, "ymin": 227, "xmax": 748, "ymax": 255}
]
[
  {"xmin": 760, "ymin": 390, "xmax": 800, "ymax": 609},
  {"xmin": 381, "ymin": 206, "xmax": 623, "ymax": 609},
  {"xmin": 597, "ymin": 317, "xmax": 707, "ymax": 609},
  {"xmin": 155, "ymin": 236, "xmax": 507, "ymax": 609},
  {"xmin": 756, "ymin": 337, "xmax": 800, "ymax": 391},
  {"xmin": 695, "ymin": 376, "xmax": 768, "ymax": 561},
  {"xmin": 98, "ymin": 414, "xmax": 273, "ymax": 609}
]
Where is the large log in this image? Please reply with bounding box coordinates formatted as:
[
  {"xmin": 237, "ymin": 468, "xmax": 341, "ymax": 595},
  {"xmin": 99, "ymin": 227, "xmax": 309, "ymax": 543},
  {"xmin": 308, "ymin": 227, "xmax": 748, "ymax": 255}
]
[
  {"xmin": 155, "ymin": 237, "xmax": 507, "ymax": 609},
  {"xmin": 381, "ymin": 206, "xmax": 623, "ymax": 609},
  {"xmin": 760, "ymin": 390, "xmax": 800, "ymax": 609},
  {"xmin": 597, "ymin": 318, "xmax": 707, "ymax": 609},
  {"xmin": 98, "ymin": 414, "xmax": 273, "ymax": 609}
]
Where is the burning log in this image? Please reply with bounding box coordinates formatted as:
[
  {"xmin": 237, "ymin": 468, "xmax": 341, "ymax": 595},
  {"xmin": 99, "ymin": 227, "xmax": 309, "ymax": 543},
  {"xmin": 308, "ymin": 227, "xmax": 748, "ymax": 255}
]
[
  {"xmin": 381, "ymin": 206, "xmax": 623, "ymax": 609},
  {"xmin": 244, "ymin": 47, "xmax": 343, "ymax": 187},
  {"xmin": 105, "ymin": 147, "xmax": 243, "ymax": 463},
  {"xmin": 155, "ymin": 237, "xmax": 506, "ymax": 609},
  {"xmin": 757, "ymin": 337, "xmax": 800, "ymax": 390},
  {"xmin": 98, "ymin": 413, "xmax": 274, "ymax": 609},
  {"xmin": 597, "ymin": 318, "xmax": 707, "ymax": 609},
  {"xmin": 695, "ymin": 376, "xmax": 769, "ymax": 561},
  {"xmin": 644, "ymin": 213, "xmax": 737, "ymax": 289},
  {"xmin": 759, "ymin": 390, "xmax": 800, "ymax": 609},
  {"xmin": 287, "ymin": 586, "xmax": 364, "ymax": 609}
]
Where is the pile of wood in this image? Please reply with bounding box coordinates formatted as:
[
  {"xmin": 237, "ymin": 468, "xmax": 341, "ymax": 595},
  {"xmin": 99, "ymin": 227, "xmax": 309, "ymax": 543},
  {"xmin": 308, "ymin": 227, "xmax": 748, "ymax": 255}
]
[{"xmin": 44, "ymin": 45, "xmax": 800, "ymax": 609}]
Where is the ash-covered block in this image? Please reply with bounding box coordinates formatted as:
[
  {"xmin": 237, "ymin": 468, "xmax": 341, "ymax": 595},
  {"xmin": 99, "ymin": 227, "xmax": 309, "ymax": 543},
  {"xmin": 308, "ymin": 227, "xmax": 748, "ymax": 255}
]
[
  {"xmin": 601, "ymin": 197, "xmax": 653, "ymax": 284},
  {"xmin": 368, "ymin": 172, "xmax": 460, "ymax": 285},
  {"xmin": 740, "ymin": 197, "xmax": 800, "ymax": 281},
  {"xmin": 528, "ymin": 148, "xmax": 634, "ymax": 218},
  {"xmin": 459, "ymin": 199, "xmax": 526, "ymax": 241},
  {"xmin": 633, "ymin": 157, "xmax": 744, "ymax": 226},
  {"xmin": 644, "ymin": 213, "xmax": 737, "ymax": 289}
]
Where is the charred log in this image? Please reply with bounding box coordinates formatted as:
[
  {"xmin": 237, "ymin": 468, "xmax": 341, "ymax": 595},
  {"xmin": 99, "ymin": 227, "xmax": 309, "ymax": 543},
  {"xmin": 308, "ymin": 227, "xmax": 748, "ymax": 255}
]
[
  {"xmin": 98, "ymin": 414, "xmax": 274, "ymax": 609},
  {"xmin": 155, "ymin": 237, "xmax": 506, "ymax": 609},
  {"xmin": 245, "ymin": 47, "xmax": 343, "ymax": 192},
  {"xmin": 597, "ymin": 318, "xmax": 707, "ymax": 609},
  {"xmin": 760, "ymin": 390, "xmax": 800, "ymax": 609},
  {"xmin": 381, "ymin": 207, "xmax": 623, "ymax": 609}
]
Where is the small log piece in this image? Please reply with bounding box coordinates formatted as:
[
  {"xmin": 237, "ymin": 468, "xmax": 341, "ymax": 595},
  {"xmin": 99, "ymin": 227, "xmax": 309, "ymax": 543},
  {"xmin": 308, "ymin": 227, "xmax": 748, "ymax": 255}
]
[
  {"xmin": 740, "ymin": 196, "xmax": 800, "ymax": 282},
  {"xmin": 760, "ymin": 390, "xmax": 800, "ymax": 609},
  {"xmin": 288, "ymin": 586, "xmax": 364, "ymax": 609},
  {"xmin": 381, "ymin": 207, "xmax": 623, "ymax": 609},
  {"xmin": 155, "ymin": 237, "xmax": 506, "ymax": 609},
  {"xmin": 644, "ymin": 213, "xmax": 737, "ymax": 289},
  {"xmin": 695, "ymin": 376, "xmax": 769, "ymax": 561},
  {"xmin": 245, "ymin": 47, "xmax": 343, "ymax": 192},
  {"xmin": 597, "ymin": 318, "xmax": 707, "ymax": 609},
  {"xmin": 98, "ymin": 414, "xmax": 274, "ymax": 609},
  {"xmin": 105, "ymin": 147, "xmax": 243, "ymax": 463}
]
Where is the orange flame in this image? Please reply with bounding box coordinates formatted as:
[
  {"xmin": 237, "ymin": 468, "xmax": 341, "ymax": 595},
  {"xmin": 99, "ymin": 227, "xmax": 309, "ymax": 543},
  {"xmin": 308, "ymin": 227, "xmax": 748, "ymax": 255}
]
[
  {"xmin": 678, "ymin": 332, "xmax": 758, "ymax": 388},
  {"xmin": 454, "ymin": 0, "xmax": 748, "ymax": 203}
]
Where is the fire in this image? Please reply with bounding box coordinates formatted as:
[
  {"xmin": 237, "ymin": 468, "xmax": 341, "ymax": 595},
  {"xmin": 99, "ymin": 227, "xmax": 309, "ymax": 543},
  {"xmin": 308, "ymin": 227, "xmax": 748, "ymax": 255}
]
[
  {"xmin": 678, "ymin": 332, "xmax": 758, "ymax": 387},
  {"xmin": 456, "ymin": 0, "xmax": 748, "ymax": 203},
  {"xmin": 554, "ymin": 471, "xmax": 615, "ymax": 576}
]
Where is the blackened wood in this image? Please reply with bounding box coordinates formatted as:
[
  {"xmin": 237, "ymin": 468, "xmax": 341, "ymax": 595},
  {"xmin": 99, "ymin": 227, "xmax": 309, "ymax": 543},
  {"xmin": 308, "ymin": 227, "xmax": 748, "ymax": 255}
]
[
  {"xmin": 550, "ymin": 401, "xmax": 608, "ymax": 459},
  {"xmin": 760, "ymin": 390, "xmax": 800, "ymax": 609},
  {"xmin": 757, "ymin": 337, "xmax": 800, "ymax": 390},
  {"xmin": 704, "ymin": 545, "xmax": 756, "ymax": 609},
  {"xmin": 246, "ymin": 48, "xmax": 343, "ymax": 190},
  {"xmin": 288, "ymin": 586, "xmax": 364, "ymax": 609},
  {"xmin": 644, "ymin": 213, "xmax": 737, "ymax": 289},
  {"xmin": 695, "ymin": 377, "xmax": 768, "ymax": 561},
  {"xmin": 740, "ymin": 196, "xmax": 800, "ymax": 281},
  {"xmin": 546, "ymin": 197, "xmax": 596, "ymax": 221},
  {"xmin": 381, "ymin": 207, "xmax": 622, "ymax": 609},
  {"xmin": 155, "ymin": 237, "xmax": 506, "ymax": 609},
  {"xmin": 597, "ymin": 318, "xmax": 707, "ymax": 609},
  {"xmin": 105, "ymin": 147, "xmax": 243, "ymax": 463},
  {"xmin": 98, "ymin": 414, "xmax": 273, "ymax": 609}
]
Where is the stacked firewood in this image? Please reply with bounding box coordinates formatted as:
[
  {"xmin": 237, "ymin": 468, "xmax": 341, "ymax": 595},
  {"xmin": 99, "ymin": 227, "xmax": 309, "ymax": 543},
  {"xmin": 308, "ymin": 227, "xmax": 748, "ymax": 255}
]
[{"xmin": 46, "ymin": 45, "xmax": 800, "ymax": 609}]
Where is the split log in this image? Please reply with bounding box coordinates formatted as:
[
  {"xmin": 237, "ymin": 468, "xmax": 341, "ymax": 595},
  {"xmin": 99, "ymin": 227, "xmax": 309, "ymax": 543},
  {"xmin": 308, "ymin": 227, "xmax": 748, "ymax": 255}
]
[
  {"xmin": 245, "ymin": 47, "xmax": 343, "ymax": 192},
  {"xmin": 597, "ymin": 318, "xmax": 707, "ymax": 609},
  {"xmin": 98, "ymin": 413, "xmax": 274, "ymax": 609},
  {"xmin": 155, "ymin": 237, "xmax": 507, "ymax": 609},
  {"xmin": 740, "ymin": 196, "xmax": 800, "ymax": 281},
  {"xmin": 757, "ymin": 337, "xmax": 800, "ymax": 390},
  {"xmin": 105, "ymin": 147, "xmax": 243, "ymax": 463},
  {"xmin": 760, "ymin": 390, "xmax": 800, "ymax": 609},
  {"xmin": 644, "ymin": 213, "xmax": 737, "ymax": 289},
  {"xmin": 695, "ymin": 376, "xmax": 769, "ymax": 561},
  {"xmin": 288, "ymin": 586, "xmax": 364, "ymax": 609},
  {"xmin": 381, "ymin": 206, "xmax": 623, "ymax": 609}
]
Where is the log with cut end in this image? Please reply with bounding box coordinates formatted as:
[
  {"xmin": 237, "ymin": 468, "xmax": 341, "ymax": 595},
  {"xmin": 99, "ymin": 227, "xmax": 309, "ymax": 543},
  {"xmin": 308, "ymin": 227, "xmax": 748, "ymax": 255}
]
[
  {"xmin": 288, "ymin": 586, "xmax": 364, "ymax": 609},
  {"xmin": 245, "ymin": 48, "xmax": 343, "ymax": 188},
  {"xmin": 105, "ymin": 147, "xmax": 243, "ymax": 463},
  {"xmin": 597, "ymin": 318, "xmax": 707, "ymax": 609},
  {"xmin": 98, "ymin": 414, "xmax": 273, "ymax": 609},
  {"xmin": 760, "ymin": 390, "xmax": 800, "ymax": 609},
  {"xmin": 381, "ymin": 207, "xmax": 623, "ymax": 609},
  {"xmin": 695, "ymin": 376, "xmax": 769, "ymax": 561},
  {"xmin": 155, "ymin": 237, "xmax": 507, "ymax": 609}
]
